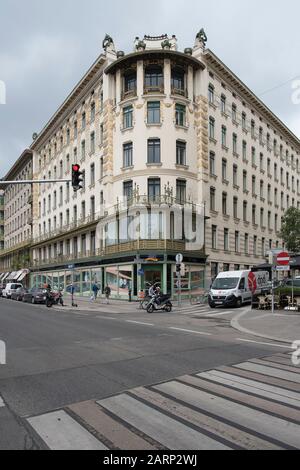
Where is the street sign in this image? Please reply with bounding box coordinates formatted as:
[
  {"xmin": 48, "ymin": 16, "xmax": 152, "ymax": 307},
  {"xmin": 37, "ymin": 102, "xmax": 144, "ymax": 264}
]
[
  {"xmin": 276, "ymin": 265, "xmax": 291, "ymax": 272},
  {"xmin": 176, "ymin": 253, "xmax": 183, "ymax": 264},
  {"xmin": 248, "ymin": 272, "xmax": 257, "ymax": 294},
  {"xmin": 277, "ymin": 252, "xmax": 290, "ymax": 266}
]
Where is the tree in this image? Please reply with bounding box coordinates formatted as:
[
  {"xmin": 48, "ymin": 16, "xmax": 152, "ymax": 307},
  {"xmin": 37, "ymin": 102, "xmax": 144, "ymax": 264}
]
[{"xmin": 280, "ymin": 207, "xmax": 300, "ymax": 253}]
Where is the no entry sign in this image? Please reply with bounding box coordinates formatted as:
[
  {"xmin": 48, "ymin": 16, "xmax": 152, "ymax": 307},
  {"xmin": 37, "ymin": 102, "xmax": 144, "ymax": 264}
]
[{"xmin": 276, "ymin": 252, "xmax": 290, "ymax": 266}]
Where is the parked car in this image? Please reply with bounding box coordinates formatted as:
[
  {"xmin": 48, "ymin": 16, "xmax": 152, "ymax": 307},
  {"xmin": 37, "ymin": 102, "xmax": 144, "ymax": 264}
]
[
  {"xmin": 11, "ymin": 287, "xmax": 28, "ymax": 302},
  {"xmin": 2, "ymin": 283, "xmax": 24, "ymax": 299},
  {"xmin": 22, "ymin": 287, "xmax": 48, "ymax": 304}
]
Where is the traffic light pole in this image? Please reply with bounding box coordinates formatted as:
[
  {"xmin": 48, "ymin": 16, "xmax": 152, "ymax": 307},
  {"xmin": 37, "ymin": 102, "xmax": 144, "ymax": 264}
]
[{"xmin": 0, "ymin": 179, "xmax": 71, "ymax": 185}]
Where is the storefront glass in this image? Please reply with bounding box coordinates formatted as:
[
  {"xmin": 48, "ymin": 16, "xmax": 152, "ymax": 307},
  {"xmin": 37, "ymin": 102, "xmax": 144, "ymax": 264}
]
[
  {"xmin": 106, "ymin": 266, "xmax": 118, "ymax": 296},
  {"xmin": 82, "ymin": 270, "xmax": 91, "ymax": 297},
  {"xmin": 119, "ymin": 265, "xmax": 132, "ymax": 298}
]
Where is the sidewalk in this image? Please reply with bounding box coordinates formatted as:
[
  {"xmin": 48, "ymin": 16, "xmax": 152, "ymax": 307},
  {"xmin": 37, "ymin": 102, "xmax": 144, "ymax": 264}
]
[
  {"xmin": 231, "ymin": 308, "xmax": 300, "ymax": 344},
  {"xmin": 54, "ymin": 295, "xmax": 195, "ymax": 314}
]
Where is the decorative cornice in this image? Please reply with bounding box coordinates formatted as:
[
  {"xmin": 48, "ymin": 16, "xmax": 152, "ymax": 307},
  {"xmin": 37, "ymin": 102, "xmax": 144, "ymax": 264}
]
[
  {"xmin": 30, "ymin": 54, "xmax": 106, "ymax": 151},
  {"xmin": 204, "ymin": 49, "xmax": 300, "ymax": 151}
]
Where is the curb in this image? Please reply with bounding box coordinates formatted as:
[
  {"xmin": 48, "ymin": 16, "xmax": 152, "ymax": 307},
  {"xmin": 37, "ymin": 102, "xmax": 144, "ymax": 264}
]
[{"xmin": 231, "ymin": 308, "xmax": 292, "ymax": 345}]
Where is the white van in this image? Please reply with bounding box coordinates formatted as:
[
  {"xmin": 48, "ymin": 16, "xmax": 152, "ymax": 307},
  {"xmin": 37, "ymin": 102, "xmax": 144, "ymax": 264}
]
[
  {"xmin": 209, "ymin": 270, "xmax": 269, "ymax": 308},
  {"xmin": 2, "ymin": 283, "xmax": 23, "ymax": 299}
]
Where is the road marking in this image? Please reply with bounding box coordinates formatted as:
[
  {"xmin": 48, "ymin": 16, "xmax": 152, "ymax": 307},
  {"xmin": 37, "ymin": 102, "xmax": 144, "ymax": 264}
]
[
  {"xmin": 234, "ymin": 362, "xmax": 300, "ymax": 384},
  {"xmin": 169, "ymin": 327, "xmax": 212, "ymax": 336},
  {"xmin": 99, "ymin": 394, "xmax": 229, "ymax": 450},
  {"xmin": 198, "ymin": 371, "xmax": 300, "ymax": 408},
  {"xmin": 205, "ymin": 311, "xmax": 235, "ymax": 317},
  {"xmin": 126, "ymin": 321, "xmax": 154, "ymax": 327},
  {"xmin": 96, "ymin": 316, "xmax": 117, "ymax": 321},
  {"xmin": 236, "ymin": 338, "xmax": 293, "ymax": 350},
  {"xmin": 27, "ymin": 410, "xmax": 107, "ymax": 450},
  {"xmin": 154, "ymin": 381, "xmax": 300, "ymax": 448}
]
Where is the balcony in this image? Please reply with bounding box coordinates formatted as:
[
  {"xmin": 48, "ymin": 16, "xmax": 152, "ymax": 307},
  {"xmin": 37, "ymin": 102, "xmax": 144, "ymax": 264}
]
[
  {"xmin": 171, "ymin": 86, "xmax": 188, "ymax": 98},
  {"xmin": 144, "ymin": 85, "xmax": 164, "ymax": 95},
  {"xmin": 0, "ymin": 239, "xmax": 32, "ymax": 257},
  {"xmin": 121, "ymin": 88, "xmax": 137, "ymax": 101},
  {"xmin": 31, "ymin": 239, "xmax": 190, "ymax": 269}
]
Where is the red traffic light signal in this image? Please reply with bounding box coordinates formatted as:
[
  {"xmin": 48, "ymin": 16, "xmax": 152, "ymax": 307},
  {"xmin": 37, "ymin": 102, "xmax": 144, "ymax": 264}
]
[{"xmin": 72, "ymin": 164, "xmax": 83, "ymax": 191}]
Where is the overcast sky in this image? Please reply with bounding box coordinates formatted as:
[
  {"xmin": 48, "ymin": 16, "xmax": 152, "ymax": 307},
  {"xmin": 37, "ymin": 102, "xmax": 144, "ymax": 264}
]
[{"xmin": 0, "ymin": 0, "xmax": 300, "ymax": 177}]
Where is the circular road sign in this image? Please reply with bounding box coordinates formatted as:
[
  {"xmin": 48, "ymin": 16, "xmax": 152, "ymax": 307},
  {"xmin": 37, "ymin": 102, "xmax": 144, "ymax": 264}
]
[
  {"xmin": 277, "ymin": 252, "xmax": 290, "ymax": 266},
  {"xmin": 176, "ymin": 253, "xmax": 183, "ymax": 264},
  {"xmin": 248, "ymin": 272, "xmax": 257, "ymax": 295}
]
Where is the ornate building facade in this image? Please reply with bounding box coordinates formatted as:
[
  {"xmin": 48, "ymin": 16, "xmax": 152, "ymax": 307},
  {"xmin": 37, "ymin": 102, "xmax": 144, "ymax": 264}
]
[{"xmin": 1, "ymin": 31, "xmax": 300, "ymax": 297}]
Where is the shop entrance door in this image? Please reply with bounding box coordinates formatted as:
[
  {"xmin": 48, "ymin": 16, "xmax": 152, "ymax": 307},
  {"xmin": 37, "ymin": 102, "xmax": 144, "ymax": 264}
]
[{"xmin": 143, "ymin": 266, "xmax": 163, "ymax": 289}]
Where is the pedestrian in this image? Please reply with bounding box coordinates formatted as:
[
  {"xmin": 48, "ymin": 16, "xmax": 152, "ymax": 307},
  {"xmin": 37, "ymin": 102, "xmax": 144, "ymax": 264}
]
[
  {"xmin": 104, "ymin": 284, "xmax": 111, "ymax": 304},
  {"xmin": 91, "ymin": 282, "xmax": 100, "ymax": 302}
]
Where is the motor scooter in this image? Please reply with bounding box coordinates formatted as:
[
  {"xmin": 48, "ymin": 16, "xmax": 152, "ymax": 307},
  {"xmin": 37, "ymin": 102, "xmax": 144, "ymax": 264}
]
[{"xmin": 146, "ymin": 294, "xmax": 172, "ymax": 313}]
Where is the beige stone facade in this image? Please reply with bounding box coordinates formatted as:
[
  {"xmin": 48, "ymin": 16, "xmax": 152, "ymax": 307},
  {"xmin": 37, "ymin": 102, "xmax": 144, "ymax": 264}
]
[{"xmin": 1, "ymin": 32, "xmax": 300, "ymax": 293}]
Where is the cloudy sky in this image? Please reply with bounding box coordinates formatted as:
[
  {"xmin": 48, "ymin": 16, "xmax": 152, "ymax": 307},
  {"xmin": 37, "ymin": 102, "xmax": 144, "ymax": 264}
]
[{"xmin": 0, "ymin": 0, "xmax": 300, "ymax": 177}]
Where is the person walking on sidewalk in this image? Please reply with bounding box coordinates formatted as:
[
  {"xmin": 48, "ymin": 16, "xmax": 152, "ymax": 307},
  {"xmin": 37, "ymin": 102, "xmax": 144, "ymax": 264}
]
[
  {"xmin": 104, "ymin": 284, "xmax": 111, "ymax": 304},
  {"xmin": 91, "ymin": 282, "xmax": 100, "ymax": 302}
]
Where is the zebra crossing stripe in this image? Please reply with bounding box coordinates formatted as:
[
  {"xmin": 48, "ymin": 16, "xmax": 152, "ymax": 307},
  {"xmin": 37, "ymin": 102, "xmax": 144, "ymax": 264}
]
[{"xmin": 27, "ymin": 410, "xmax": 107, "ymax": 450}]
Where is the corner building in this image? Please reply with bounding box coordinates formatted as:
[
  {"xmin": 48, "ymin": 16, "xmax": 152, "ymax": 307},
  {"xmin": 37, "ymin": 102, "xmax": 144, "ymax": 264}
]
[{"xmin": 29, "ymin": 32, "xmax": 299, "ymax": 298}]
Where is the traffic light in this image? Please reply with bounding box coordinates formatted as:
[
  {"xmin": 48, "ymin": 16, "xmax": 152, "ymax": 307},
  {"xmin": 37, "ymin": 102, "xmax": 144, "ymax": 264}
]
[{"xmin": 72, "ymin": 164, "xmax": 83, "ymax": 191}]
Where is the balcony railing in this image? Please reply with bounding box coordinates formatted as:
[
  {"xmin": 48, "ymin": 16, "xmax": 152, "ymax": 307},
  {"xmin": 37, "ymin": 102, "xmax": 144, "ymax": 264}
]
[
  {"xmin": 31, "ymin": 239, "xmax": 190, "ymax": 269},
  {"xmin": 121, "ymin": 88, "xmax": 137, "ymax": 101},
  {"xmin": 0, "ymin": 238, "xmax": 32, "ymax": 257},
  {"xmin": 144, "ymin": 85, "xmax": 164, "ymax": 95},
  {"xmin": 171, "ymin": 86, "xmax": 188, "ymax": 98}
]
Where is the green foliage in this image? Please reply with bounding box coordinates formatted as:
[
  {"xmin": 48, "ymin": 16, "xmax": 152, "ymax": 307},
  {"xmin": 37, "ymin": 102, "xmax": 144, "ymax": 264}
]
[{"xmin": 280, "ymin": 207, "xmax": 300, "ymax": 253}]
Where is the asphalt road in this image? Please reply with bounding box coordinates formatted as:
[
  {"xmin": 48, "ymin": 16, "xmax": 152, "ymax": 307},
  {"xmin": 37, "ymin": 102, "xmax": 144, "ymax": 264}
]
[{"xmin": 0, "ymin": 297, "xmax": 293, "ymax": 449}]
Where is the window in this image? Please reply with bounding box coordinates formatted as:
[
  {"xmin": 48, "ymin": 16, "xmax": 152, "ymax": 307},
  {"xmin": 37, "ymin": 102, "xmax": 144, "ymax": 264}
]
[
  {"xmin": 145, "ymin": 65, "xmax": 163, "ymax": 90},
  {"xmin": 82, "ymin": 112, "xmax": 86, "ymax": 130},
  {"xmin": 124, "ymin": 69, "xmax": 137, "ymax": 94},
  {"xmin": 235, "ymin": 231, "xmax": 239, "ymax": 253},
  {"xmin": 147, "ymin": 139, "xmax": 161, "ymax": 164},
  {"xmin": 209, "ymin": 117, "xmax": 215, "ymax": 139},
  {"xmin": 242, "ymin": 113, "xmax": 246, "ymax": 130},
  {"xmin": 233, "ymin": 164, "xmax": 238, "ymax": 186},
  {"xmin": 233, "ymin": 133, "xmax": 237, "ymax": 154},
  {"xmin": 243, "ymin": 171, "xmax": 247, "ymax": 192},
  {"xmin": 221, "ymin": 94, "xmax": 226, "ymax": 114},
  {"xmin": 251, "ymin": 147, "xmax": 256, "ymax": 165},
  {"xmin": 222, "ymin": 159, "xmax": 227, "ymax": 181},
  {"xmin": 233, "ymin": 197, "xmax": 238, "ymax": 219},
  {"xmin": 208, "ymin": 84, "xmax": 215, "ymax": 104},
  {"xmin": 224, "ymin": 229, "xmax": 229, "ymax": 251},
  {"xmin": 175, "ymin": 104, "xmax": 186, "ymax": 127},
  {"xmin": 232, "ymin": 104, "xmax": 237, "ymax": 122},
  {"xmin": 212, "ymin": 225, "xmax": 217, "ymax": 250},
  {"xmin": 100, "ymin": 124, "xmax": 104, "ymax": 145},
  {"xmin": 123, "ymin": 105, "xmax": 133, "ymax": 129},
  {"xmin": 123, "ymin": 180, "xmax": 133, "ymax": 200},
  {"xmin": 253, "ymin": 236, "xmax": 257, "ymax": 256},
  {"xmin": 91, "ymin": 102, "xmax": 95, "ymax": 122},
  {"xmin": 252, "ymin": 176, "xmax": 256, "ymax": 196},
  {"xmin": 252, "ymin": 205, "xmax": 256, "ymax": 225},
  {"xmin": 210, "ymin": 187, "xmax": 216, "ymax": 211},
  {"xmin": 171, "ymin": 67, "xmax": 185, "ymax": 93},
  {"xmin": 209, "ymin": 152, "xmax": 215, "ymax": 176},
  {"xmin": 81, "ymin": 140, "xmax": 86, "ymax": 160},
  {"xmin": 222, "ymin": 192, "xmax": 227, "ymax": 215},
  {"xmin": 89, "ymin": 197, "xmax": 95, "ymax": 220},
  {"xmin": 123, "ymin": 142, "xmax": 133, "ymax": 168},
  {"xmin": 90, "ymin": 164, "xmax": 95, "ymax": 186},
  {"xmin": 243, "ymin": 201, "xmax": 247, "ymax": 222},
  {"xmin": 74, "ymin": 122, "xmax": 78, "ymax": 139},
  {"xmin": 148, "ymin": 178, "xmax": 161, "ymax": 201},
  {"xmin": 221, "ymin": 126, "xmax": 227, "ymax": 147},
  {"xmin": 90, "ymin": 132, "xmax": 95, "ymax": 154},
  {"xmin": 245, "ymin": 234, "xmax": 249, "ymax": 254},
  {"xmin": 147, "ymin": 102, "xmax": 160, "ymax": 124},
  {"xmin": 176, "ymin": 180, "xmax": 186, "ymax": 204},
  {"xmin": 242, "ymin": 140, "xmax": 247, "ymax": 161},
  {"xmin": 176, "ymin": 141, "xmax": 186, "ymax": 166}
]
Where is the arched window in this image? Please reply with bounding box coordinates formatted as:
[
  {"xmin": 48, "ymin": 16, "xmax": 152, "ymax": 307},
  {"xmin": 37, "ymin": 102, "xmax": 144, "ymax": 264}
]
[{"xmin": 171, "ymin": 66, "xmax": 185, "ymax": 95}]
